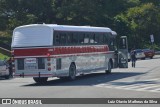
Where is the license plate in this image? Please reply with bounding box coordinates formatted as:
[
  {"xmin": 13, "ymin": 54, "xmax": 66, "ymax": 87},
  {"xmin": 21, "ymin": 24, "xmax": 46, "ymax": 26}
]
[{"xmin": 25, "ymin": 65, "xmax": 37, "ymax": 70}]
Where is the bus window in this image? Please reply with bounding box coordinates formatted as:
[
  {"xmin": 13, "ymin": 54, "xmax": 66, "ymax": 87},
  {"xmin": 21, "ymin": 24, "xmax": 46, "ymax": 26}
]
[
  {"xmin": 99, "ymin": 33, "xmax": 104, "ymax": 44},
  {"xmin": 70, "ymin": 33, "xmax": 74, "ymax": 44},
  {"xmin": 79, "ymin": 33, "xmax": 85, "ymax": 44},
  {"xmin": 66, "ymin": 32, "xmax": 72, "ymax": 45},
  {"xmin": 72, "ymin": 32, "xmax": 79, "ymax": 45},
  {"xmin": 103, "ymin": 33, "xmax": 109, "ymax": 44},
  {"xmin": 95, "ymin": 33, "xmax": 99, "ymax": 44},
  {"xmin": 84, "ymin": 33, "xmax": 89, "ymax": 44},
  {"xmin": 60, "ymin": 33, "xmax": 66, "ymax": 45},
  {"xmin": 54, "ymin": 32, "xmax": 60, "ymax": 45},
  {"xmin": 109, "ymin": 38, "xmax": 115, "ymax": 51},
  {"xmin": 89, "ymin": 33, "xmax": 95, "ymax": 44}
]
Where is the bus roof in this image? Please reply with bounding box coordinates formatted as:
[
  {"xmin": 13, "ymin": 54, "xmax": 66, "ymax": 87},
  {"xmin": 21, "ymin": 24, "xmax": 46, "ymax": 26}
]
[
  {"xmin": 14, "ymin": 24, "xmax": 113, "ymax": 33},
  {"xmin": 12, "ymin": 24, "xmax": 117, "ymax": 48}
]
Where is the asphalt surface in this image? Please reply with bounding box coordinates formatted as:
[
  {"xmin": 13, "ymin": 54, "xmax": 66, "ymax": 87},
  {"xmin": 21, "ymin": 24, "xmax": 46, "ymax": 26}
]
[{"xmin": 0, "ymin": 55, "xmax": 160, "ymax": 107}]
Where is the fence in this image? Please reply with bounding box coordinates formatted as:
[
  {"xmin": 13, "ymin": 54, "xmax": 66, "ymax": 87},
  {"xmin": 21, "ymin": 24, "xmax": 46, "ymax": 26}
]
[{"xmin": 0, "ymin": 47, "xmax": 11, "ymax": 56}]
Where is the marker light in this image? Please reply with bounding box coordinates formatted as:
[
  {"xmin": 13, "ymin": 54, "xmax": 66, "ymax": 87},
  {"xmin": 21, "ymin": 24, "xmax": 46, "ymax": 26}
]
[
  {"xmin": 48, "ymin": 67, "xmax": 51, "ymax": 71},
  {"xmin": 47, "ymin": 53, "xmax": 50, "ymax": 57}
]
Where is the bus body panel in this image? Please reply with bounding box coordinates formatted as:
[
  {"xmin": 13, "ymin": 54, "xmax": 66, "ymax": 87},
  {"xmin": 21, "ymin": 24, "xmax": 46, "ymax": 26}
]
[
  {"xmin": 11, "ymin": 24, "xmax": 123, "ymax": 79},
  {"xmin": 13, "ymin": 46, "xmax": 115, "ymax": 78}
]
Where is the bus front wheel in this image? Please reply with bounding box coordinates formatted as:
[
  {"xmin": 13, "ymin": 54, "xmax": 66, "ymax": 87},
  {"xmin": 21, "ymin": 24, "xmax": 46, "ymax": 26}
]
[
  {"xmin": 33, "ymin": 77, "xmax": 48, "ymax": 83},
  {"xmin": 68, "ymin": 63, "xmax": 76, "ymax": 80}
]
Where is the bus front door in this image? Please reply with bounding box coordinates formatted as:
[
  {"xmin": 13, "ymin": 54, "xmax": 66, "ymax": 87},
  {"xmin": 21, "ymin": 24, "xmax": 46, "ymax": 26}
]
[{"xmin": 118, "ymin": 36, "xmax": 128, "ymax": 68}]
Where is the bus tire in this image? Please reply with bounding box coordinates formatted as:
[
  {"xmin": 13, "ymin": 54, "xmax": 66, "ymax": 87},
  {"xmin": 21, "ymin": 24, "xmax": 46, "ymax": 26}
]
[
  {"xmin": 33, "ymin": 77, "xmax": 48, "ymax": 83},
  {"xmin": 4, "ymin": 75, "xmax": 10, "ymax": 79},
  {"xmin": 105, "ymin": 61, "xmax": 112, "ymax": 74},
  {"xmin": 59, "ymin": 77, "xmax": 68, "ymax": 80},
  {"xmin": 68, "ymin": 63, "xmax": 76, "ymax": 80}
]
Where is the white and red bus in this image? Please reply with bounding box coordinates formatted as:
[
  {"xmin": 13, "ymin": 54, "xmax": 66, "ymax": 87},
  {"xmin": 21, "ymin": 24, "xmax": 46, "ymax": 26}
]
[{"xmin": 11, "ymin": 24, "xmax": 128, "ymax": 83}]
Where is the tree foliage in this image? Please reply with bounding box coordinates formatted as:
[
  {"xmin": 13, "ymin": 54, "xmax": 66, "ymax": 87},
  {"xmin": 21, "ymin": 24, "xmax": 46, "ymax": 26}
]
[{"xmin": 0, "ymin": 0, "xmax": 160, "ymax": 49}]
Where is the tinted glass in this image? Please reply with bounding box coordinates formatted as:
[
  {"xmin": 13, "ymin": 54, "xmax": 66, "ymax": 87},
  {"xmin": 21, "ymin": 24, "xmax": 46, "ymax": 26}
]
[{"xmin": 38, "ymin": 58, "xmax": 45, "ymax": 69}]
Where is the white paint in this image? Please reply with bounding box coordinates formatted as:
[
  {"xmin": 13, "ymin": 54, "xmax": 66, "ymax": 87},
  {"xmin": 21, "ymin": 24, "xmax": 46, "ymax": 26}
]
[
  {"xmin": 11, "ymin": 24, "xmax": 115, "ymax": 48},
  {"xmin": 12, "ymin": 25, "xmax": 53, "ymax": 48}
]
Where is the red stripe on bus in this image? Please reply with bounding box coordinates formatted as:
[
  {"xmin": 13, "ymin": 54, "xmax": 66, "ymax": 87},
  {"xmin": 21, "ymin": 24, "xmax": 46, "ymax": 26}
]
[
  {"xmin": 13, "ymin": 46, "xmax": 109, "ymax": 57},
  {"xmin": 14, "ymin": 51, "xmax": 114, "ymax": 58},
  {"xmin": 14, "ymin": 48, "xmax": 49, "ymax": 56}
]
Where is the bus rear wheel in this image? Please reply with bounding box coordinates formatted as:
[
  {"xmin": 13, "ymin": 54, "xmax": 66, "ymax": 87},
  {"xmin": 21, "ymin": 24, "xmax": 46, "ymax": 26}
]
[
  {"xmin": 105, "ymin": 61, "xmax": 112, "ymax": 74},
  {"xmin": 68, "ymin": 64, "xmax": 76, "ymax": 80},
  {"xmin": 33, "ymin": 77, "xmax": 48, "ymax": 83},
  {"xmin": 4, "ymin": 75, "xmax": 10, "ymax": 79}
]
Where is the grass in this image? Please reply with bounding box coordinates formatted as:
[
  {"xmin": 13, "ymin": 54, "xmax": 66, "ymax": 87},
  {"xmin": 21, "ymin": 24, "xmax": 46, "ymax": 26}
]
[{"xmin": 0, "ymin": 53, "xmax": 9, "ymax": 60}]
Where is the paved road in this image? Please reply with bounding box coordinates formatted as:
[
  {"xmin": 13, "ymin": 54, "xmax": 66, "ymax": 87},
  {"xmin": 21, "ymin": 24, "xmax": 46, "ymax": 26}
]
[{"xmin": 0, "ymin": 55, "xmax": 160, "ymax": 107}]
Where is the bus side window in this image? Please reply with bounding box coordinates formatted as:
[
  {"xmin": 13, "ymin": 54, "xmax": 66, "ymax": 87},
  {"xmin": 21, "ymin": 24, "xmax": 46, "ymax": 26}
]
[
  {"xmin": 103, "ymin": 33, "xmax": 109, "ymax": 44},
  {"xmin": 99, "ymin": 33, "xmax": 104, "ymax": 44},
  {"xmin": 66, "ymin": 32, "xmax": 72, "ymax": 45},
  {"xmin": 79, "ymin": 33, "xmax": 84, "ymax": 44},
  {"xmin": 93, "ymin": 34, "xmax": 97, "ymax": 44},
  {"xmin": 60, "ymin": 32, "xmax": 66, "ymax": 45},
  {"xmin": 89, "ymin": 33, "xmax": 95, "ymax": 44},
  {"xmin": 54, "ymin": 32, "xmax": 60, "ymax": 45},
  {"xmin": 70, "ymin": 32, "xmax": 75, "ymax": 45},
  {"xmin": 84, "ymin": 33, "xmax": 89, "ymax": 44},
  {"xmin": 95, "ymin": 33, "xmax": 99, "ymax": 44},
  {"xmin": 109, "ymin": 38, "xmax": 115, "ymax": 51},
  {"xmin": 72, "ymin": 32, "xmax": 79, "ymax": 45}
]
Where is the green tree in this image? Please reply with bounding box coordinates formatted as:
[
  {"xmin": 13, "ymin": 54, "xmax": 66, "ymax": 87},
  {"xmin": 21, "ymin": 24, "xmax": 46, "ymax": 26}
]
[
  {"xmin": 0, "ymin": 0, "xmax": 160, "ymax": 49},
  {"xmin": 115, "ymin": 3, "xmax": 160, "ymax": 49}
]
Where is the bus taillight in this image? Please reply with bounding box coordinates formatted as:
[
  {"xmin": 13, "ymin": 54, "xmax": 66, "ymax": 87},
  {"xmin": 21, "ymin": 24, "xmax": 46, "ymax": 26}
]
[
  {"xmin": 47, "ymin": 53, "xmax": 51, "ymax": 71},
  {"xmin": 48, "ymin": 67, "xmax": 51, "ymax": 71}
]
